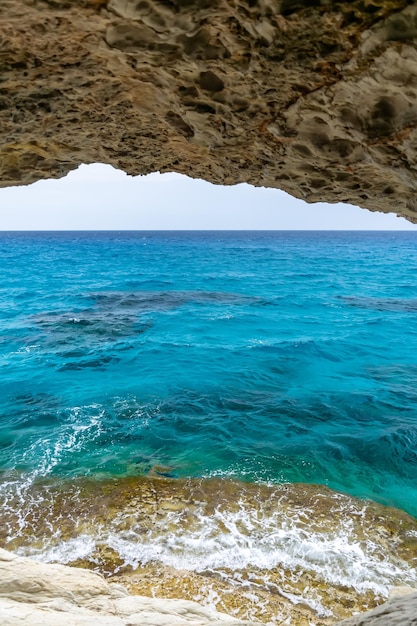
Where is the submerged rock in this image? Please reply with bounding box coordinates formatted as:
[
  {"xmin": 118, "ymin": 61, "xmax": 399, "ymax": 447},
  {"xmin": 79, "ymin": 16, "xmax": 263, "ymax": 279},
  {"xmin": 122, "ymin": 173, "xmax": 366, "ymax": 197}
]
[
  {"xmin": 0, "ymin": 548, "xmax": 255, "ymax": 625},
  {"xmin": 1, "ymin": 1, "xmax": 417, "ymax": 220},
  {"xmin": 337, "ymin": 589, "xmax": 417, "ymax": 625},
  {"xmin": 1, "ymin": 547, "xmax": 417, "ymax": 625},
  {"xmin": 1, "ymin": 476, "xmax": 417, "ymax": 624}
]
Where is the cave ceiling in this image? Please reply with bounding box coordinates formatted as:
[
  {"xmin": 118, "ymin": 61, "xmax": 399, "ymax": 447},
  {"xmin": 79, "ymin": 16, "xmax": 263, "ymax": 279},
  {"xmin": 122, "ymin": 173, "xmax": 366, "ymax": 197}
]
[{"xmin": 1, "ymin": 0, "xmax": 417, "ymax": 219}]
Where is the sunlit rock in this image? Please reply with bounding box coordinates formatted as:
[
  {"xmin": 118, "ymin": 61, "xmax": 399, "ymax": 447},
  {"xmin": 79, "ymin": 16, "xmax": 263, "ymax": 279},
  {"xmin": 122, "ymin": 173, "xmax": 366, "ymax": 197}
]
[{"xmin": 0, "ymin": 548, "xmax": 254, "ymax": 625}]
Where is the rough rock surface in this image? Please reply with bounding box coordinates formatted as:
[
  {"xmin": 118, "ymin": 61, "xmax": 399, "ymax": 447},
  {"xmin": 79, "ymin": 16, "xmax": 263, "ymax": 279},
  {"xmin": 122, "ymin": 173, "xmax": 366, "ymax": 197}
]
[
  {"xmin": 1, "ymin": 0, "xmax": 417, "ymax": 219},
  {"xmin": 337, "ymin": 590, "xmax": 417, "ymax": 625},
  {"xmin": 2, "ymin": 548, "xmax": 417, "ymax": 626},
  {"xmin": 0, "ymin": 549, "xmax": 256, "ymax": 625}
]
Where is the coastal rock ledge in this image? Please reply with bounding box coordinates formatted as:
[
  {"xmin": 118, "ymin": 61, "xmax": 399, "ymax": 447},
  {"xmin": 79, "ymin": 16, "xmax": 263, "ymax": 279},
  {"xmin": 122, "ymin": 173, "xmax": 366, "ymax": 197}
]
[
  {"xmin": 1, "ymin": 549, "xmax": 417, "ymax": 626},
  {"xmin": 0, "ymin": 549, "xmax": 255, "ymax": 626},
  {"xmin": 2, "ymin": 1, "xmax": 417, "ymax": 220}
]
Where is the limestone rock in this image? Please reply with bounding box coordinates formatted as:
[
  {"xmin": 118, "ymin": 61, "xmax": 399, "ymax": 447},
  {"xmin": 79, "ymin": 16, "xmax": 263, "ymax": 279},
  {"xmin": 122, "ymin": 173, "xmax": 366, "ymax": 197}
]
[
  {"xmin": 0, "ymin": 549, "xmax": 256, "ymax": 625},
  {"xmin": 337, "ymin": 589, "xmax": 417, "ymax": 625},
  {"xmin": 1, "ymin": 1, "xmax": 417, "ymax": 220},
  {"xmin": 2, "ymin": 548, "xmax": 417, "ymax": 625}
]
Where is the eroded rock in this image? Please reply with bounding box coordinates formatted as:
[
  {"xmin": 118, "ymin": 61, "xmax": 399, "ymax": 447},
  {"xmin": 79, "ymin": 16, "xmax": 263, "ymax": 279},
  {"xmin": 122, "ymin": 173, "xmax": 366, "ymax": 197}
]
[
  {"xmin": 1, "ymin": 1, "xmax": 417, "ymax": 219},
  {"xmin": 337, "ymin": 589, "xmax": 417, "ymax": 625},
  {"xmin": 1, "ymin": 545, "xmax": 417, "ymax": 625},
  {"xmin": 0, "ymin": 548, "xmax": 255, "ymax": 625}
]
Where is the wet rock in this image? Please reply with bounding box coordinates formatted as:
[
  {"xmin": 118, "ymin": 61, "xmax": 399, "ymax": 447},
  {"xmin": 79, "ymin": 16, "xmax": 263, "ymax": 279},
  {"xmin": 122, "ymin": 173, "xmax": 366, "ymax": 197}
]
[
  {"xmin": 337, "ymin": 589, "xmax": 417, "ymax": 625},
  {"xmin": 0, "ymin": 548, "xmax": 255, "ymax": 625},
  {"xmin": 2, "ymin": 477, "xmax": 417, "ymax": 624}
]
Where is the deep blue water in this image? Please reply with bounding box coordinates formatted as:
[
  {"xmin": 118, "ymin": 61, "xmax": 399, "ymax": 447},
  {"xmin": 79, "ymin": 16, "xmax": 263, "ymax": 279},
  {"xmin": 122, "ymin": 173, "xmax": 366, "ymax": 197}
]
[{"xmin": 1, "ymin": 230, "xmax": 417, "ymax": 515}]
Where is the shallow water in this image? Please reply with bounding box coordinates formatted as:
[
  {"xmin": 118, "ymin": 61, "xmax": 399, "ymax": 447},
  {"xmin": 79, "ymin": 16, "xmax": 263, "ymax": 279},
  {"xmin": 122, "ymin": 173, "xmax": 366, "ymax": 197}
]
[
  {"xmin": 2, "ymin": 476, "xmax": 417, "ymax": 623},
  {"xmin": 1, "ymin": 230, "xmax": 417, "ymax": 621}
]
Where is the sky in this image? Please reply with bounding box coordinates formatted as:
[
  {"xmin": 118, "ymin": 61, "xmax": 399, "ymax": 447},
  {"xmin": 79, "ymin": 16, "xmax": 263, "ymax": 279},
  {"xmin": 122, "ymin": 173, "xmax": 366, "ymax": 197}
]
[{"xmin": 0, "ymin": 162, "xmax": 416, "ymax": 231}]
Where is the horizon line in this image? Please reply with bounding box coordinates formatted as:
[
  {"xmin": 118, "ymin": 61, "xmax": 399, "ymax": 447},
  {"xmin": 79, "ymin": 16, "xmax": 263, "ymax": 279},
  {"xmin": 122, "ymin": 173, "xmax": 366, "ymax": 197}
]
[{"xmin": 0, "ymin": 228, "xmax": 415, "ymax": 233}]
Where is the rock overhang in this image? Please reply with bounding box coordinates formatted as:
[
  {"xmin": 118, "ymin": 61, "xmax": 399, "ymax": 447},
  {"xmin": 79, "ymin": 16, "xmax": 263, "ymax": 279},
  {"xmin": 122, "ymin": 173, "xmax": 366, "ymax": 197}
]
[{"xmin": 1, "ymin": 0, "xmax": 417, "ymax": 221}]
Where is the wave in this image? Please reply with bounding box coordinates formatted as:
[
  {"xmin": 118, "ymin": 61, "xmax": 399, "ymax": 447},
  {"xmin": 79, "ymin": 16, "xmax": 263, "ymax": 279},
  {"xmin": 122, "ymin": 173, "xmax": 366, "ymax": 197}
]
[{"xmin": 1, "ymin": 477, "xmax": 416, "ymax": 624}]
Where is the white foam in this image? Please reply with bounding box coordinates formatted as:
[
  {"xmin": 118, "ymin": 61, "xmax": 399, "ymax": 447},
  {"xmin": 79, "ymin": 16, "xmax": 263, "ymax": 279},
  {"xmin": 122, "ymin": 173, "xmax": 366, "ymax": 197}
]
[
  {"xmin": 19, "ymin": 406, "xmax": 104, "ymax": 482},
  {"xmin": 22, "ymin": 534, "xmax": 97, "ymax": 565},
  {"xmin": 5, "ymin": 482, "xmax": 417, "ymax": 623},
  {"xmin": 0, "ymin": 405, "xmax": 105, "ymax": 544},
  {"xmin": 101, "ymin": 498, "xmax": 417, "ymax": 600},
  {"xmin": 3, "ymin": 449, "xmax": 417, "ymax": 622}
]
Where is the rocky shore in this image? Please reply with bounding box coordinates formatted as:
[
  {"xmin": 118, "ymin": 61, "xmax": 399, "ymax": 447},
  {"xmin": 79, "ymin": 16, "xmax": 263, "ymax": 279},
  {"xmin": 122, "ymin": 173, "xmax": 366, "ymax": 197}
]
[
  {"xmin": 1, "ymin": 548, "xmax": 416, "ymax": 626},
  {"xmin": 0, "ymin": 549, "xmax": 254, "ymax": 626}
]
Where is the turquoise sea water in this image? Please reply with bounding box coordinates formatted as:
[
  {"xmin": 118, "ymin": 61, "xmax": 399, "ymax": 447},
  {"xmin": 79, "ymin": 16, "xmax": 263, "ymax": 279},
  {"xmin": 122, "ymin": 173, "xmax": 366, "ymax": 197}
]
[
  {"xmin": 3, "ymin": 230, "xmax": 417, "ymax": 622},
  {"xmin": 1, "ymin": 230, "xmax": 417, "ymax": 515}
]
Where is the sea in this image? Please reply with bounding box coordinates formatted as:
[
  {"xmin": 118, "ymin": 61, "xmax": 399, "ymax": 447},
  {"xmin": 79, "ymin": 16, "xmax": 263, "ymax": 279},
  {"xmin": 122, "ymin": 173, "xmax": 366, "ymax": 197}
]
[{"xmin": 1, "ymin": 230, "xmax": 417, "ymax": 624}]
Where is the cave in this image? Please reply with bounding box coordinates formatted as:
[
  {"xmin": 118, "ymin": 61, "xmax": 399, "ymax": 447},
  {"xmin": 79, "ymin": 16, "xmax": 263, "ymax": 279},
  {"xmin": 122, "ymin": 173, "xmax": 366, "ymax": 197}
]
[{"xmin": 1, "ymin": 0, "xmax": 417, "ymax": 221}]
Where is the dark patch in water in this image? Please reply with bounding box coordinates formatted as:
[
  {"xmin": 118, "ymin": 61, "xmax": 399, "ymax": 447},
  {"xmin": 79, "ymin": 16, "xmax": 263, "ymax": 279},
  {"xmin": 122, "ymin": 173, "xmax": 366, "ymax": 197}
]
[
  {"xmin": 341, "ymin": 295, "xmax": 417, "ymax": 313},
  {"xmin": 89, "ymin": 290, "xmax": 253, "ymax": 312},
  {"xmin": 13, "ymin": 392, "xmax": 59, "ymax": 408},
  {"xmin": 58, "ymin": 355, "xmax": 120, "ymax": 371},
  {"xmin": 33, "ymin": 311, "xmax": 150, "ymax": 337}
]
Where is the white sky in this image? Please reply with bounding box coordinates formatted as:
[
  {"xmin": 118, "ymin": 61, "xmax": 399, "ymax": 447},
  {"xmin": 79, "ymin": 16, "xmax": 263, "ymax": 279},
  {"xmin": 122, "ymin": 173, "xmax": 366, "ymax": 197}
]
[{"xmin": 0, "ymin": 162, "xmax": 415, "ymax": 230}]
